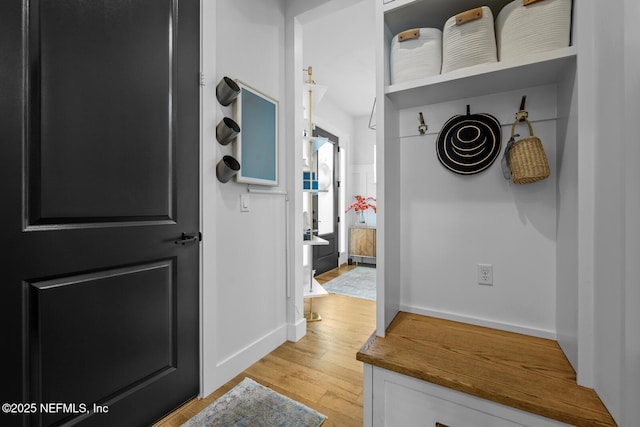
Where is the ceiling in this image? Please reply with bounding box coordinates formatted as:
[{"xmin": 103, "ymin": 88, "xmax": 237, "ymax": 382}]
[{"xmin": 302, "ymin": 0, "xmax": 376, "ymax": 118}]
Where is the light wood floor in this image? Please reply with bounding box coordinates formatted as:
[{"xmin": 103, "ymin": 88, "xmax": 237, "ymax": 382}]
[{"xmin": 155, "ymin": 264, "xmax": 375, "ymax": 427}]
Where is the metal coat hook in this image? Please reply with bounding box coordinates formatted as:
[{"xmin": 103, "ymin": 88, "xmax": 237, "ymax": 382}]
[
  {"xmin": 418, "ymin": 112, "xmax": 428, "ymax": 135},
  {"xmin": 515, "ymin": 95, "xmax": 528, "ymax": 122}
]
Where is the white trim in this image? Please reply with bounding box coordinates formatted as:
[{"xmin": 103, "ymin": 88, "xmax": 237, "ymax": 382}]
[
  {"xmin": 399, "ymin": 305, "xmax": 557, "ymax": 341},
  {"xmin": 200, "ymin": 0, "xmax": 218, "ymax": 398},
  {"xmin": 214, "ymin": 325, "xmax": 287, "ymax": 389},
  {"xmin": 287, "ymin": 317, "xmax": 307, "ymax": 342},
  {"xmin": 576, "ymin": 0, "xmax": 595, "ymax": 388},
  {"xmin": 623, "ymin": 0, "xmax": 640, "ymax": 423},
  {"xmin": 363, "ymin": 364, "xmax": 374, "ymax": 427},
  {"xmin": 284, "ymin": 13, "xmax": 306, "ymax": 344}
]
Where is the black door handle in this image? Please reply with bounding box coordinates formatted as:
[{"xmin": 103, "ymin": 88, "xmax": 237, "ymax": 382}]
[{"xmin": 174, "ymin": 232, "xmax": 201, "ymax": 245}]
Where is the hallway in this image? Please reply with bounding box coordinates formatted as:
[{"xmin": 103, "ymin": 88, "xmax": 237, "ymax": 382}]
[{"xmin": 157, "ymin": 266, "xmax": 375, "ymax": 426}]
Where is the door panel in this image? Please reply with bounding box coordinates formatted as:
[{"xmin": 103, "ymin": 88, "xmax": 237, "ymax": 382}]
[
  {"xmin": 28, "ymin": 0, "xmax": 176, "ymax": 226},
  {"xmin": 27, "ymin": 260, "xmax": 176, "ymax": 426},
  {"xmin": 1, "ymin": 1, "xmax": 200, "ymax": 426}
]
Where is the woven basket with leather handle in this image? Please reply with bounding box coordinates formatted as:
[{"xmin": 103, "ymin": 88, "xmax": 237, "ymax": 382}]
[{"xmin": 508, "ymin": 118, "xmax": 550, "ymax": 184}]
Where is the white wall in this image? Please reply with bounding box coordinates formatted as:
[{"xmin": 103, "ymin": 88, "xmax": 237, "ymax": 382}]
[
  {"xmin": 623, "ymin": 1, "xmax": 640, "ymax": 424},
  {"xmin": 559, "ymin": 0, "xmax": 640, "ymax": 423},
  {"xmin": 201, "ymin": 0, "xmax": 287, "ymax": 396},
  {"xmin": 314, "ymin": 96, "xmax": 355, "ymax": 141},
  {"xmin": 376, "ymin": 1, "xmax": 402, "ymax": 334},
  {"xmin": 352, "ymin": 115, "xmax": 376, "ymax": 164},
  {"xmin": 349, "ymin": 115, "xmax": 377, "ymax": 227},
  {"xmin": 591, "ymin": 0, "xmax": 626, "ymax": 421},
  {"xmin": 399, "ymin": 86, "xmax": 558, "ymax": 338},
  {"xmin": 555, "ymin": 63, "xmax": 578, "ymax": 369},
  {"xmin": 555, "ymin": 0, "xmax": 580, "ymax": 370}
]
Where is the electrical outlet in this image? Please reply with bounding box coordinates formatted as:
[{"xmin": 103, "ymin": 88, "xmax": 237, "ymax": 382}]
[{"xmin": 477, "ymin": 264, "xmax": 493, "ymax": 285}]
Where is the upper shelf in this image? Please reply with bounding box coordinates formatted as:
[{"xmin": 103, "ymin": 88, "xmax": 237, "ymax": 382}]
[
  {"xmin": 303, "ymin": 279, "xmax": 328, "ymax": 299},
  {"xmin": 302, "ymin": 83, "xmax": 328, "ymax": 110},
  {"xmin": 384, "ymin": 0, "xmax": 512, "ymax": 34},
  {"xmin": 303, "ymin": 236, "xmax": 329, "ymax": 246},
  {"xmin": 385, "ymin": 47, "xmax": 577, "ymax": 110}
]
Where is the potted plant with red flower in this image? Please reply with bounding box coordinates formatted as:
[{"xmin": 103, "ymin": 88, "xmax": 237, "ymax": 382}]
[{"xmin": 346, "ymin": 195, "xmax": 377, "ymax": 224}]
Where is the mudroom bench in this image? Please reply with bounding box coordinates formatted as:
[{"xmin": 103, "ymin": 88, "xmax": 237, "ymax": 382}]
[{"xmin": 356, "ymin": 312, "xmax": 616, "ymax": 427}]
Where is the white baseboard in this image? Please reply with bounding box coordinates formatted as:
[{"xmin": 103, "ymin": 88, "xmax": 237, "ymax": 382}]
[
  {"xmin": 287, "ymin": 317, "xmax": 307, "ymax": 342},
  {"xmin": 208, "ymin": 324, "xmax": 287, "ymax": 394},
  {"xmin": 399, "ymin": 305, "xmax": 557, "ymax": 341}
]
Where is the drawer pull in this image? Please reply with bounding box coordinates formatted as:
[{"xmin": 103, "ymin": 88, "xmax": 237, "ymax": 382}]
[{"xmin": 435, "ymin": 423, "xmax": 450, "ymax": 427}]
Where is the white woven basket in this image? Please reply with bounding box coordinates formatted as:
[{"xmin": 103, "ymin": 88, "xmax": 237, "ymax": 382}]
[
  {"xmin": 496, "ymin": 0, "xmax": 572, "ymax": 62},
  {"xmin": 390, "ymin": 28, "xmax": 442, "ymax": 85},
  {"xmin": 441, "ymin": 6, "xmax": 497, "ymax": 74}
]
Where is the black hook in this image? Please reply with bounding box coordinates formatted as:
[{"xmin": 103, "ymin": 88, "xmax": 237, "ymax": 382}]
[
  {"xmin": 516, "ymin": 96, "xmax": 528, "ymax": 122},
  {"xmin": 466, "ymin": 104, "xmax": 471, "ymax": 116}
]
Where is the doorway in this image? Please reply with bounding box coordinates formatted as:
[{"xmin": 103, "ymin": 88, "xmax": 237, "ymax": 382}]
[{"xmin": 312, "ymin": 126, "xmax": 340, "ymax": 275}]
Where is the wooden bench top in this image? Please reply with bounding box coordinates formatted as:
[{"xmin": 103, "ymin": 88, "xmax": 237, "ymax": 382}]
[{"xmin": 356, "ymin": 312, "xmax": 616, "ymax": 427}]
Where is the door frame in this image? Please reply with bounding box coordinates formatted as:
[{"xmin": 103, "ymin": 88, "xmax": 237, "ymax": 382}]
[{"xmin": 311, "ymin": 126, "xmax": 340, "ymax": 275}]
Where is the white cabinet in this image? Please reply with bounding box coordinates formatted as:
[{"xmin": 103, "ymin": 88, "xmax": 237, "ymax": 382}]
[
  {"xmin": 366, "ymin": 365, "xmax": 570, "ymax": 427},
  {"xmin": 371, "ymin": 0, "xmax": 595, "ymax": 418},
  {"xmin": 375, "ymin": 0, "xmax": 579, "ymax": 356},
  {"xmin": 372, "ymin": 0, "xmax": 633, "ymax": 422}
]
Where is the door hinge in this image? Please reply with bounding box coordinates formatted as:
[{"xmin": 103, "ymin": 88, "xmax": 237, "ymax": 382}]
[
  {"xmin": 199, "ymin": 72, "xmax": 206, "ymax": 86},
  {"xmin": 337, "ymin": 216, "xmax": 340, "ymax": 223},
  {"xmin": 337, "ymin": 181, "xmax": 341, "ymax": 188}
]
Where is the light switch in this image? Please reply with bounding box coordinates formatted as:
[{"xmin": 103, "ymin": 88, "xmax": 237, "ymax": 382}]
[{"xmin": 240, "ymin": 194, "xmax": 250, "ymax": 212}]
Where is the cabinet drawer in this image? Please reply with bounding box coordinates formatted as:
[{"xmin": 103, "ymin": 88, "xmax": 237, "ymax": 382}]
[
  {"xmin": 371, "ymin": 367, "xmax": 569, "ymax": 427},
  {"xmin": 380, "ymin": 381, "xmax": 520, "ymax": 427}
]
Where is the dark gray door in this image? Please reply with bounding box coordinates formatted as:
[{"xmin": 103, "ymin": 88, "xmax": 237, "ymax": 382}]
[
  {"xmin": 0, "ymin": 1, "xmax": 200, "ymax": 426},
  {"xmin": 312, "ymin": 127, "xmax": 339, "ymax": 275}
]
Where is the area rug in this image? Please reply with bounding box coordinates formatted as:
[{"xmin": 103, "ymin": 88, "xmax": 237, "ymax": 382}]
[
  {"xmin": 321, "ymin": 267, "xmax": 376, "ymax": 300},
  {"xmin": 181, "ymin": 377, "xmax": 326, "ymax": 427}
]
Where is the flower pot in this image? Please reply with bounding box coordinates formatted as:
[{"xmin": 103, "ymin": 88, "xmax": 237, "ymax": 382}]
[
  {"xmin": 216, "ymin": 117, "xmax": 240, "ymax": 145},
  {"xmin": 216, "ymin": 155, "xmax": 241, "ymax": 183},
  {"xmin": 216, "ymin": 76, "xmax": 241, "ymax": 106}
]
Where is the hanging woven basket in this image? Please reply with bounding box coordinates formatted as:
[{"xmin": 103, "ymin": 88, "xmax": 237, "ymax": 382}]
[{"xmin": 504, "ymin": 118, "xmax": 550, "ymax": 184}]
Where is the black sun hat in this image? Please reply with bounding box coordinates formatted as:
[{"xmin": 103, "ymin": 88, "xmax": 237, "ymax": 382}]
[{"xmin": 436, "ymin": 105, "xmax": 502, "ymax": 175}]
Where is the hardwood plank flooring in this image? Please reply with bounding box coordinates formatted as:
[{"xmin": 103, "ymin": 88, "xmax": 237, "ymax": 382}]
[{"xmin": 155, "ymin": 264, "xmax": 375, "ymax": 427}]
